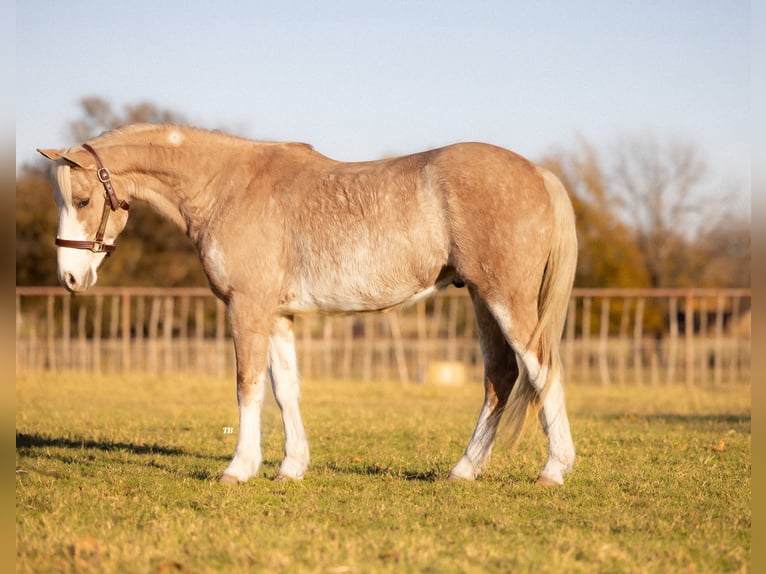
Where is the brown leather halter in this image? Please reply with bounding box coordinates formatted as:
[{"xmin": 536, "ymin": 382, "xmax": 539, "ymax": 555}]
[{"xmin": 55, "ymin": 143, "xmax": 130, "ymax": 256}]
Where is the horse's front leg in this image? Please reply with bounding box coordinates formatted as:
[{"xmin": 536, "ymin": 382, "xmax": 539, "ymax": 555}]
[
  {"xmin": 219, "ymin": 302, "xmax": 270, "ymax": 484},
  {"xmin": 268, "ymin": 316, "xmax": 309, "ymax": 480}
]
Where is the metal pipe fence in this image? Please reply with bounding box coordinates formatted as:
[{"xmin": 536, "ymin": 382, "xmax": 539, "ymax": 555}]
[{"xmin": 16, "ymin": 286, "xmax": 750, "ymax": 385}]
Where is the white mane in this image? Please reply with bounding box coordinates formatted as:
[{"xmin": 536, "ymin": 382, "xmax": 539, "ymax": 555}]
[{"xmin": 54, "ymin": 164, "xmax": 73, "ymax": 206}]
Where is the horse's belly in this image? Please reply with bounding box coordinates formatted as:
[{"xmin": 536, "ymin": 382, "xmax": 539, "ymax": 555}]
[
  {"xmin": 279, "ymin": 211, "xmax": 452, "ymax": 315},
  {"xmin": 277, "ymin": 282, "xmax": 440, "ymax": 315}
]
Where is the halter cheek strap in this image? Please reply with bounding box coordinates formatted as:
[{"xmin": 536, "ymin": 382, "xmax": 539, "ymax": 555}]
[
  {"xmin": 82, "ymin": 143, "xmax": 127, "ymax": 211},
  {"xmin": 55, "ymin": 144, "xmax": 130, "ymax": 255}
]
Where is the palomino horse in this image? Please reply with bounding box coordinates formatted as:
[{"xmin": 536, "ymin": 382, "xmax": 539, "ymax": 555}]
[{"xmin": 39, "ymin": 124, "xmax": 577, "ymax": 486}]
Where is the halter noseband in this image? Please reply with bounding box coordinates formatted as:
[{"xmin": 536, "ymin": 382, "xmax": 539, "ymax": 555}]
[{"xmin": 55, "ymin": 143, "xmax": 130, "ymax": 256}]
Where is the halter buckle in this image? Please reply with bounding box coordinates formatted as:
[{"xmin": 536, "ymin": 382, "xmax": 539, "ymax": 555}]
[{"xmin": 97, "ymin": 167, "xmax": 111, "ymax": 184}]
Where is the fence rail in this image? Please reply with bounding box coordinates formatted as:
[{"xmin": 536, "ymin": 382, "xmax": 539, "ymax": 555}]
[{"xmin": 16, "ymin": 286, "xmax": 751, "ymax": 385}]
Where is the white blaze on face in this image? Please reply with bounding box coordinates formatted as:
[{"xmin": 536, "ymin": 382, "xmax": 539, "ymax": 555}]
[{"xmin": 54, "ymin": 164, "xmax": 107, "ymax": 292}]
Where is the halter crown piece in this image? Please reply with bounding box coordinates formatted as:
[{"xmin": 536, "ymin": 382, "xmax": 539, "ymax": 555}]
[{"xmin": 55, "ymin": 143, "xmax": 130, "ymax": 256}]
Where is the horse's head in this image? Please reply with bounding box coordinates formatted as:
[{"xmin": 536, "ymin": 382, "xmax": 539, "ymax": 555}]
[{"xmin": 37, "ymin": 146, "xmax": 130, "ymax": 292}]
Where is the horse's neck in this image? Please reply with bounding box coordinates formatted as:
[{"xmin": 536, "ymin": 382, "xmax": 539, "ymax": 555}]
[{"xmin": 123, "ymin": 141, "xmax": 249, "ymax": 241}]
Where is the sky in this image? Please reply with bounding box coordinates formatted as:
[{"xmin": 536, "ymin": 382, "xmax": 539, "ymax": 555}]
[{"xmin": 16, "ymin": 0, "xmax": 751, "ymax": 208}]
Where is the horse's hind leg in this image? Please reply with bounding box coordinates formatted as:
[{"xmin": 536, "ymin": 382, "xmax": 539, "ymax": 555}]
[
  {"xmin": 517, "ymin": 349, "xmax": 575, "ymax": 485},
  {"xmin": 268, "ymin": 316, "xmax": 310, "ymax": 480},
  {"xmin": 449, "ymin": 290, "xmax": 519, "ymax": 480},
  {"xmin": 490, "ymin": 300, "xmax": 575, "ymax": 485},
  {"xmin": 474, "ymin": 296, "xmax": 575, "ymax": 485}
]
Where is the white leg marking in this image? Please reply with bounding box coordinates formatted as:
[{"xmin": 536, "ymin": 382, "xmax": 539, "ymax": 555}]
[
  {"xmin": 222, "ymin": 372, "xmax": 266, "ymax": 482},
  {"xmin": 449, "ymin": 456, "xmax": 480, "ymax": 481},
  {"xmin": 269, "ymin": 319, "xmax": 310, "ymax": 480},
  {"xmin": 519, "ymin": 351, "xmax": 575, "ymax": 485},
  {"xmin": 449, "ymin": 393, "xmax": 500, "ymax": 480},
  {"xmin": 450, "ymin": 296, "xmax": 509, "ymax": 481}
]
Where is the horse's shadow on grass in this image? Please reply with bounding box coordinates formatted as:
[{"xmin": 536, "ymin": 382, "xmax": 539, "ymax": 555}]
[
  {"xmin": 16, "ymin": 431, "xmax": 230, "ymax": 481},
  {"xmin": 597, "ymin": 413, "xmax": 751, "ymax": 429},
  {"xmin": 16, "ymin": 432, "xmax": 191, "ymax": 456},
  {"xmin": 320, "ymin": 461, "xmax": 440, "ymax": 482},
  {"xmin": 16, "ymin": 432, "xmax": 442, "ymax": 483}
]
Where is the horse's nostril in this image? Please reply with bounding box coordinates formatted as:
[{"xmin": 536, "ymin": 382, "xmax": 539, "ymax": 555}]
[{"xmin": 66, "ymin": 273, "xmax": 77, "ymax": 289}]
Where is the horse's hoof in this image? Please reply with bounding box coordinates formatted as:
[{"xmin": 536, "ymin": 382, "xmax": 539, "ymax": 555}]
[
  {"xmin": 274, "ymin": 472, "xmax": 301, "ymax": 482},
  {"xmin": 218, "ymin": 473, "xmax": 242, "ymax": 485},
  {"xmin": 447, "ymin": 471, "xmax": 474, "ymax": 481},
  {"xmin": 535, "ymin": 474, "xmax": 563, "ymax": 486},
  {"xmin": 448, "ymin": 458, "xmax": 478, "ymax": 481}
]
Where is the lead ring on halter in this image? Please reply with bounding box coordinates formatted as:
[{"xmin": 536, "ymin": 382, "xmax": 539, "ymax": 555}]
[{"xmin": 54, "ymin": 143, "xmax": 130, "ymax": 256}]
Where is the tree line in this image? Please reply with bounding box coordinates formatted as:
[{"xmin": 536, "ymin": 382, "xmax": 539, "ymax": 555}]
[{"xmin": 16, "ymin": 98, "xmax": 750, "ymax": 289}]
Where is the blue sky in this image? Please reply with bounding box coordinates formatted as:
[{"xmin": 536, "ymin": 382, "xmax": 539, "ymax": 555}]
[{"xmin": 17, "ymin": 0, "xmax": 750, "ymax": 206}]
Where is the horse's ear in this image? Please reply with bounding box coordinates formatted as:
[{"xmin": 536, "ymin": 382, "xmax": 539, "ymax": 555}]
[
  {"xmin": 37, "ymin": 147, "xmax": 90, "ymax": 168},
  {"xmin": 37, "ymin": 148, "xmax": 63, "ymax": 161}
]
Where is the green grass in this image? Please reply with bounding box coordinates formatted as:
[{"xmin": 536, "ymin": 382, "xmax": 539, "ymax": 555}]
[{"xmin": 16, "ymin": 373, "xmax": 750, "ymax": 573}]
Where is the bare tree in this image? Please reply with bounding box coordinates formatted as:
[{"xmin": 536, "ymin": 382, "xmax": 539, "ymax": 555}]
[
  {"xmin": 542, "ymin": 134, "xmax": 748, "ymax": 289},
  {"xmin": 611, "ymin": 134, "xmax": 710, "ymax": 287},
  {"xmin": 691, "ymin": 213, "xmax": 751, "ymax": 287},
  {"xmin": 540, "ymin": 138, "xmax": 650, "ymax": 288},
  {"xmin": 69, "ymin": 97, "xmax": 187, "ymax": 142}
]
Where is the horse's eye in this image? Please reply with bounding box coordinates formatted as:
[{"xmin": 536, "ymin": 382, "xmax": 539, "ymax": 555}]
[{"xmin": 75, "ymin": 198, "xmax": 90, "ymax": 209}]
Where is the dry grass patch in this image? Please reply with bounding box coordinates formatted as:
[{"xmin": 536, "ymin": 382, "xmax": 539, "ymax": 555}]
[{"xmin": 16, "ymin": 373, "xmax": 750, "ymax": 573}]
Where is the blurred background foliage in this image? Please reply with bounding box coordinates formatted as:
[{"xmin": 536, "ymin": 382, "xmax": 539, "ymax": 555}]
[{"xmin": 16, "ymin": 98, "xmax": 750, "ymax": 289}]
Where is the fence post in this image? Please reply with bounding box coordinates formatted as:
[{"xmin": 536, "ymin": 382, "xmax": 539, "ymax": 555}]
[
  {"xmin": 322, "ymin": 317, "xmax": 333, "ymax": 379},
  {"xmin": 582, "ymin": 297, "xmax": 591, "ymax": 383},
  {"xmin": 388, "ymin": 313, "xmax": 409, "ymax": 383},
  {"xmin": 77, "ymin": 304, "xmax": 87, "ymax": 371},
  {"xmin": 730, "ymin": 296, "xmax": 741, "ymax": 383},
  {"xmin": 699, "ymin": 296, "xmax": 709, "ymax": 386},
  {"xmin": 46, "ymin": 295, "xmax": 55, "ymax": 370},
  {"xmin": 121, "ymin": 292, "xmax": 131, "ymax": 373},
  {"xmin": 362, "ymin": 315, "xmax": 374, "ymax": 381},
  {"xmin": 135, "ymin": 296, "xmax": 145, "ymax": 371},
  {"xmin": 598, "ymin": 297, "xmax": 610, "ymax": 385},
  {"xmin": 194, "ymin": 298, "xmax": 204, "ymax": 371},
  {"xmin": 148, "ymin": 296, "xmax": 161, "ymax": 374},
  {"xmin": 179, "ymin": 295, "xmax": 190, "ymax": 371},
  {"xmin": 667, "ymin": 297, "xmax": 678, "ymax": 384},
  {"xmin": 416, "ymin": 301, "xmax": 427, "ymax": 383},
  {"xmin": 341, "ymin": 316, "xmax": 353, "ymax": 380},
  {"xmin": 62, "ymin": 295, "xmax": 70, "ymax": 370},
  {"xmin": 163, "ymin": 296, "xmax": 174, "ymax": 373},
  {"xmin": 684, "ymin": 292, "xmax": 694, "ymax": 387},
  {"xmin": 94, "ymin": 295, "xmax": 103, "ymax": 373},
  {"xmin": 715, "ymin": 295, "xmax": 724, "ymax": 386},
  {"xmin": 618, "ymin": 298, "xmax": 631, "ymax": 384}
]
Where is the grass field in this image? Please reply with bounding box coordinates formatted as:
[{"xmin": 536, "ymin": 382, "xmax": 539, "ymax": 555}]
[{"xmin": 16, "ymin": 372, "xmax": 750, "ymax": 573}]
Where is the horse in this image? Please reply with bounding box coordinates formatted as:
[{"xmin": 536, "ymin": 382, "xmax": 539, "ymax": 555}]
[{"xmin": 38, "ymin": 124, "xmax": 578, "ymax": 486}]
